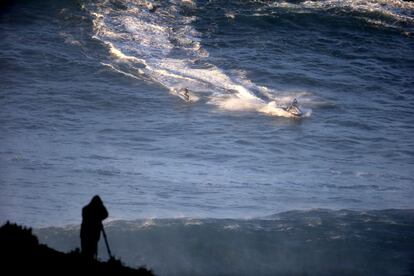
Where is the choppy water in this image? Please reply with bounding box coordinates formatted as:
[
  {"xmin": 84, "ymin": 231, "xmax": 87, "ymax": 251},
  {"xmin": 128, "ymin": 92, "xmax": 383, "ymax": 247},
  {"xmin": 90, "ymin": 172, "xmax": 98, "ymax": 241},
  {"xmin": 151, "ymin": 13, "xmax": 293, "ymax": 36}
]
[{"xmin": 1, "ymin": 0, "xmax": 414, "ymax": 273}]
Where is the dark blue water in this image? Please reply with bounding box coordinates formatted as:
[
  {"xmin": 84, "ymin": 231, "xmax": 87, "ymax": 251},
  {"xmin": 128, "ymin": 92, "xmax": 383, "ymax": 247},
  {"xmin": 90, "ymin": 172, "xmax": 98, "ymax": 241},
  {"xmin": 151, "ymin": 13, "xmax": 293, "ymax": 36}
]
[{"xmin": 1, "ymin": 0, "xmax": 414, "ymax": 274}]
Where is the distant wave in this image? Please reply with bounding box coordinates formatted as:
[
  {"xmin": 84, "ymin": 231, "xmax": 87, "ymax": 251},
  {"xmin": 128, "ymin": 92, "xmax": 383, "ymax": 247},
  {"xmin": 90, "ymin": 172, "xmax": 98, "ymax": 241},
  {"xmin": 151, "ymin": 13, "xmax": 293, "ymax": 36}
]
[
  {"xmin": 35, "ymin": 209, "xmax": 414, "ymax": 276},
  {"xmin": 213, "ymin": 0, "xmax": 414, "ymax": 32},
  {"xmin": 274, "ymin": 0, "xmax": 414, "ymax": 31}
]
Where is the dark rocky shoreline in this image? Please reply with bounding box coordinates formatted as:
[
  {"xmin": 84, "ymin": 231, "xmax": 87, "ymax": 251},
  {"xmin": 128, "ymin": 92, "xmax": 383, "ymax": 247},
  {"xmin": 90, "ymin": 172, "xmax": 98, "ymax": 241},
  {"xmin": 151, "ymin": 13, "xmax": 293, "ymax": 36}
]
[{"xmin": 0, "ymin": 222, "xmax": 154, "ymax": 275}]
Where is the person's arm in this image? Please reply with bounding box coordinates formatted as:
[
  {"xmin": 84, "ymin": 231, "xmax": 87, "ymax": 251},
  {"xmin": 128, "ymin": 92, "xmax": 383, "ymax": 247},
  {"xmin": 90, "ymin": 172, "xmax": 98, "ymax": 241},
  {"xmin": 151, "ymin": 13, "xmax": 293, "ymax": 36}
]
[{"xmin": 100, "ymin": 205, "xmax": 108, "ymax": 221}]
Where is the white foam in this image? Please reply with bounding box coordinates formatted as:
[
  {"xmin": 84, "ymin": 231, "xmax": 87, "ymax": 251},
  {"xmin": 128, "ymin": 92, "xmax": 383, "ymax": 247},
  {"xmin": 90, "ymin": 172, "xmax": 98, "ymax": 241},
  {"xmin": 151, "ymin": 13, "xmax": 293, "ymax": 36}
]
[
  {"xmin": 105, "ymin": 42, "xmax": 148, "ymax": 65},
  {"xmin": 225, "ymin": 12, "xmax": 236, "ymax": 20},
  {"xmin": 209, "ymin": 96, "xmax": 261, "ymax": 112},
  {"xmin": 101, "ymin": 62, "xmax": 144, "ymax": 81},
  {"xmin": 272, "ymin": 0, "xmax": 414, "ymax": 29},
  {"xmin": 85, "ymin": 0, "xmax": 312, "ymax": 118}
]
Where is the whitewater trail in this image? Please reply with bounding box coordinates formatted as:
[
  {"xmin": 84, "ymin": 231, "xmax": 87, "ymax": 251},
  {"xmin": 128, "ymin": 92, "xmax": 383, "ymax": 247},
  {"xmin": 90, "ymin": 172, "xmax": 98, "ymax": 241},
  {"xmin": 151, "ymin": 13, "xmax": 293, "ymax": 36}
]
[{"xmin": 84, "ymin": 0, "xmax": 312, "ymax": 118}]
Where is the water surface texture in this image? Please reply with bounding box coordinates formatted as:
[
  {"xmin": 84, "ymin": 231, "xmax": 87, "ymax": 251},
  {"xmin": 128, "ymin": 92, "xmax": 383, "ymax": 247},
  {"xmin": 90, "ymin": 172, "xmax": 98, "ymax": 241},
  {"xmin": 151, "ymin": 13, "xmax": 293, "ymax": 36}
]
[{"xmin": 1, "ymin": 0, "xmax": 413, "ymax": 227}]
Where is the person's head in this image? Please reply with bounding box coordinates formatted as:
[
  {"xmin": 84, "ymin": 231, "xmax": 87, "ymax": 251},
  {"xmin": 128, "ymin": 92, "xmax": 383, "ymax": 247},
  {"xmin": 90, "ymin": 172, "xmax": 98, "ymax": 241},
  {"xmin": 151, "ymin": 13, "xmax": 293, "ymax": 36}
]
[{"xmin": 90, "ymin": 195, "xmax": 103, "ymax": 206}]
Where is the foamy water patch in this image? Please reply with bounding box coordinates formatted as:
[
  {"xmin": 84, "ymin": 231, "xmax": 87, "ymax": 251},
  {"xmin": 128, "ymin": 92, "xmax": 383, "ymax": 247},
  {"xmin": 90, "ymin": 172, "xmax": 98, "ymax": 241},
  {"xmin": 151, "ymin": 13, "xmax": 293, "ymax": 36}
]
[
  {"xmin": 269, "ymin": 0, "xmax": 414, "ymax": 32},
  {"xmin": 104, "ymin": 42, "xmax": 148, "ymax": 66},
  {"xmin": 209, "ymin": 96, "xmax": 261, "ymax": 112},
  {"xmin": 85, "ymin": 0, "xmax": 313, "ymax": 118},
  {"xmin": 101, "ymin": 62, "xmax": 145, "ymax": 80}
]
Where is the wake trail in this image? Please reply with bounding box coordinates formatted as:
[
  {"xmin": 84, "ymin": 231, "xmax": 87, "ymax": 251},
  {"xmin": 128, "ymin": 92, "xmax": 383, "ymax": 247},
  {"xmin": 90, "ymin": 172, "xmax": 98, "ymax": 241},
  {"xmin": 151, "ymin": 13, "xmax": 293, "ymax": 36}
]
[{"xmin": 84, "ymin": 0, "xmax": 312, "ymax": 118}]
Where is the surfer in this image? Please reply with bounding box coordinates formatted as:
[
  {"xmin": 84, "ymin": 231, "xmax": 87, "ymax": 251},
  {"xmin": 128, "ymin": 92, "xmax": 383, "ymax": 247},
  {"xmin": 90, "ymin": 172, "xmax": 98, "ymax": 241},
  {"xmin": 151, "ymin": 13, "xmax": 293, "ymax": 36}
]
[
  {"xmin": 179, "ymin": 88, "xmax": 190, "ymax": 101},
  {"xmin": 183, "ymin": 88, "xmax": 190, "ymax": 101}
]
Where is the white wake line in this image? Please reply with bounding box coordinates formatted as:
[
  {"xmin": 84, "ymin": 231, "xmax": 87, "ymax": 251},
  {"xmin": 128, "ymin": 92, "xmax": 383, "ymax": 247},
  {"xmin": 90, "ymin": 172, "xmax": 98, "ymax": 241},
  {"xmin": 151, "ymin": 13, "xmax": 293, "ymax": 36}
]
[
  {"xmin": 102, "ymin": 61, "xmax": 311, "ymax": 118},
  {"xmin": 93, "ymin": 20, "xmax": 310, "ymax": 118},
  {"xmin": 101, "ymin": 62, "xmax": 145, "ymax": 80},
  {"xmin": 89, "ymin": 7, "xmax": 266, "ymax": 106}
]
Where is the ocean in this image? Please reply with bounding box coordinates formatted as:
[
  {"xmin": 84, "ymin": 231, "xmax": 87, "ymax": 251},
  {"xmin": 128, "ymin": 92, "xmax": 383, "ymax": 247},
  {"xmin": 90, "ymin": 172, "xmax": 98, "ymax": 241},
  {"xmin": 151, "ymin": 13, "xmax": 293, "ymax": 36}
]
[{"xmin": 1, "ymin": 0, "xmax": 413, "ymax": 274}]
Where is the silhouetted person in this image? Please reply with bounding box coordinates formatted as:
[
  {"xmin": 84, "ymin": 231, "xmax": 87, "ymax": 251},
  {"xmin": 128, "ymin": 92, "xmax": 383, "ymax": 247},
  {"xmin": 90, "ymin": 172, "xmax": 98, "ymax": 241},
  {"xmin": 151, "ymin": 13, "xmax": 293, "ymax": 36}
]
[{"xmin": 80, "ymin": 195, "xmax": 108, "ymax": 259}]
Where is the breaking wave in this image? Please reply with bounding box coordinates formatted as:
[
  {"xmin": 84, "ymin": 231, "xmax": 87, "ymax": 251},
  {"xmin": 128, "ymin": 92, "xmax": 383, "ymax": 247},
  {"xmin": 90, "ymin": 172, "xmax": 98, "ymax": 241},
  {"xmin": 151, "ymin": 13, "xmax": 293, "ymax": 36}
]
[
  {"xmin": 83, "ymin": 0, "xmax": 315, "ymax": 118},
  {"xmin": 35, "ymin": 209, "xmax": 414, "ymax": 276}
]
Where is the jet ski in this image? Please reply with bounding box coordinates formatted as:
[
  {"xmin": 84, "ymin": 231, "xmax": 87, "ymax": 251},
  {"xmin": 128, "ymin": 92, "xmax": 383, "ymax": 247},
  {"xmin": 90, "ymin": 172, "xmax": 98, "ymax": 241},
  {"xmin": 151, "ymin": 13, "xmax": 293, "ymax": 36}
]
[{"xmin": 282, "ymin": 98, "xmax": 303, "ymax": 117}]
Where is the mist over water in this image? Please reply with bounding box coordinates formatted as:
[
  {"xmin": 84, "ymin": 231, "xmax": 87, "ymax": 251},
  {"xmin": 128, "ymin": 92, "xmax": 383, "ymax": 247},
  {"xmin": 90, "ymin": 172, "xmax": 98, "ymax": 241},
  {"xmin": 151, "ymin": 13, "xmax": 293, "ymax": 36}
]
[
  {"xmin": 0, "ymin": 0, "xmax": 414, "ymax": 274},
  {"xmin": 35, "ymin": 209, "xmax": 414, "ymax": 275}
]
